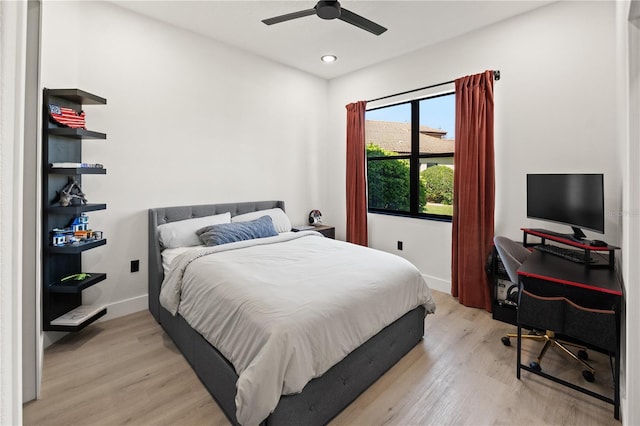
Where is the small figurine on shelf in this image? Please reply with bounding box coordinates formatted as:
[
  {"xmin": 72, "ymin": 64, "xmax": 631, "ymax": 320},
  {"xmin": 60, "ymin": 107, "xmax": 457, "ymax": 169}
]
[
  {"xmin": 51, "ymin": 229, "xmax": 68, "ymax": 246},
  {"xmin": 50, "ymin": 214, "xmax": 103, "ymax": 246},
  {"xmin": 48, "ymin": 104, "xmax": 86, "ymax": 129},
  {"xmin": 51, "ymin": 228, "xmax": 75, "ymax": 246},
  {"xmin": 58, "ymin": 176, "xmax": 87, "ymax": 206},
  {"xmin": 61, "ymin": 273, "xmax": 91, "ymax": 282},
  {"xmin": 70, "ymin": 213, "xmax": 88, "ymax": 232}
]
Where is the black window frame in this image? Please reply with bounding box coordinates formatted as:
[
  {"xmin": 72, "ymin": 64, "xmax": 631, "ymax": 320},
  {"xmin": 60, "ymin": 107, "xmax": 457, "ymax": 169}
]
[{"xmin": 366, "ymin": 92, "xmax": 454, "ymax": 222}]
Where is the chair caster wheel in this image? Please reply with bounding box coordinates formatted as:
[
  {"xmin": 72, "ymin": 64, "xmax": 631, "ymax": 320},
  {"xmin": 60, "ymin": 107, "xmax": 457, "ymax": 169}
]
[
  {"xmin": 501, "ymin": 336, "xmax": 511, "ymax": 346},
  {"xmin": 583, "ymin": 370, "xmax": 595, "ymax": 382},
  {"xmin": 578, "ymin": 350, "xmax": 589, "ymax": 360},
  {"xmin": 529, "ymin": 362, "xmax": 541, "ymax": 372}
]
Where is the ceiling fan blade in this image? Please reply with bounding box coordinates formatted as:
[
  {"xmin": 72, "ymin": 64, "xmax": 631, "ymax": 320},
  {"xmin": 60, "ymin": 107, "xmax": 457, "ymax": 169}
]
[
  {"xmin": 262, "ymin": 8, "xmax": 316, "ymax": 26},
  {"xmin": 339, "ymin": 8, "xmax": 387, "ymax": 35}
]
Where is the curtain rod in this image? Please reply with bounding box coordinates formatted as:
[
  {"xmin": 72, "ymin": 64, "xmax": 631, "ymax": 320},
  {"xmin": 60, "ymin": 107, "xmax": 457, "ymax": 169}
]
[{"xmin": 367, "ymin": 70, "xmax": 500, "ymax": 104}]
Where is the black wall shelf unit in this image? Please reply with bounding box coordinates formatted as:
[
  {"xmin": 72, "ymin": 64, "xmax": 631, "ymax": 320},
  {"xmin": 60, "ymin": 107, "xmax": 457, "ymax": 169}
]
[
  {"xmin": 46, "ymin": 203, "xmax": 107, "ymax": 214},
  {"xmin": 48, "ymin": 128, "xmax": 106, "ymax": 139},
  {"xmin": 42, "ymin": 88, "xmax": 108, "ymax": 332},
  {"xmin": 48, "ymin": 167, "xmax": 107, "ymax": 175},
  {"xmin": 49, "ymin": 273, "xmax": 107, "ymax": 294},
  {"xmin": 47, "ymin": 239, "xmax": 107, "ymax": 254}
]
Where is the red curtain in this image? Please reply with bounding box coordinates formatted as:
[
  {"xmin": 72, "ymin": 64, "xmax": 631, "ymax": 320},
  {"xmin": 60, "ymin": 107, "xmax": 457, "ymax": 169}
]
[
  {"xmin": 451, "ymin": 71, "xmax": 495, "ymax": 311},
  {"xmin": 345, "ymin": 101, "xmax": 368, "ymax": 246}
]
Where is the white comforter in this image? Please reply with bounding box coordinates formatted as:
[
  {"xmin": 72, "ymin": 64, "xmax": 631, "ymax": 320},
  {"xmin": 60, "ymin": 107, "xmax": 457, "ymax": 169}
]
[{"xmin": 160, "ymin": 231, "xmax": 435, "ymax": 426}]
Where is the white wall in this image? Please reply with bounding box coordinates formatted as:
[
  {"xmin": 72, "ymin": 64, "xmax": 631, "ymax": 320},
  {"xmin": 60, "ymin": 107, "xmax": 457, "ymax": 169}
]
[
  {"xmin": 621, "ymin": 1, "xmax": 640, "ymax": 423},
  {"xmin": 0, "ymin": 1, "xmax": 27, "ymax": 422},
  {"xmin": 22, "ymin": 0, "xmax": 41, "ymax": 402},
  {"xmin": 39, "ymin": 1, "xmax": 328, "ymax": 333},
  {"xmin": 325, "ymin": 1, "xmax": 620, "ymax": 294}
]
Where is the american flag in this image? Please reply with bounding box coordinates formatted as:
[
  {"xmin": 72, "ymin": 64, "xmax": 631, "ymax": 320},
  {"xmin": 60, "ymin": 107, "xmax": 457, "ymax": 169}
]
[{"xmin": 48, "ymin": 104, "xmax": 86, "ymax": 129}]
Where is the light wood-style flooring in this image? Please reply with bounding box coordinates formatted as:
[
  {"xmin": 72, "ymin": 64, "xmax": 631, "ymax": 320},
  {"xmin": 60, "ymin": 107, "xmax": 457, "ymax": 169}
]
[{"xmin": 24, "ymin": 290, "xmax": 620, "ymax": 425}]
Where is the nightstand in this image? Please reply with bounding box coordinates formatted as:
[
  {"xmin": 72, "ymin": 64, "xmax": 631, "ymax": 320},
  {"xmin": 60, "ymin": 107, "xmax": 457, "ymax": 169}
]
[{"xmin": 311, "ymin": 225, "xmax": 335, "ymax": 239}]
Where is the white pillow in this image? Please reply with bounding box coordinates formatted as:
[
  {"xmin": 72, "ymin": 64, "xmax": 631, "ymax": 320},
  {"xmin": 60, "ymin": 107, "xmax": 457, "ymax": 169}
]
[
  {"xmin": 158, "ymin": 212, "xmax": 231, "ymax": 248},
  {"xmin": 161, "ymin": 246, "xmax": 200, "ymax": 276},
  {"xmin": 231, "ymin": 208, "xmax": 292, "ymax": 233}
]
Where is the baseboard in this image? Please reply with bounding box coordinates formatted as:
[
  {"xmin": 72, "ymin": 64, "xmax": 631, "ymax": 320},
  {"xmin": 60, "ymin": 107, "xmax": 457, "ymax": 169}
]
[
  {"xmin": 423, "ymin": 274, "xmax": 450, "ymax": 294},
  {"xmin": 100, "ymin": 294, "xmax": 148, "ymax": 322}
]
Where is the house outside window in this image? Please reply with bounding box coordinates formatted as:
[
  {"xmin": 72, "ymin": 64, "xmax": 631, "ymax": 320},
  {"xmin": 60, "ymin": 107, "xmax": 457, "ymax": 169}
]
[{"xmin": 365, "ymin": 92, "xmax": 455, "ymax": 220}]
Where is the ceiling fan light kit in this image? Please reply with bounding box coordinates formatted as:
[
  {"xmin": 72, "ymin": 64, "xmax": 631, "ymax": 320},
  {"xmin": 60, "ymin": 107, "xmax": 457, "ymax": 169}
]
[{"xmin": 262, "ymin": 0, "xmax": 387, "ymax": 36}]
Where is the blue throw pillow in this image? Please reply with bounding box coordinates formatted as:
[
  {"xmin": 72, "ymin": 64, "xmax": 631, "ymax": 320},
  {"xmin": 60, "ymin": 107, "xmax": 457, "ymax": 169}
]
[{"xmin": 197, "ymin": 215, "xmax": 278, "ymax": 246}]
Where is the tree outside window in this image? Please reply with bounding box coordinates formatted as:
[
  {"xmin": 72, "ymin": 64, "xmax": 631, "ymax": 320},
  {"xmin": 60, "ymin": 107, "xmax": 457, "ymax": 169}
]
[{"xmin": 365, "ymin": 92, "xmax": 455, "ymax": 220}]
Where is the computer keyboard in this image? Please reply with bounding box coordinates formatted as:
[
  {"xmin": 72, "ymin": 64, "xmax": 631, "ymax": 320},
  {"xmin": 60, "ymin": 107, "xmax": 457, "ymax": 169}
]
[{"xmin": 534, "ymin": 244, "xmax": 594, "ymax": 264}]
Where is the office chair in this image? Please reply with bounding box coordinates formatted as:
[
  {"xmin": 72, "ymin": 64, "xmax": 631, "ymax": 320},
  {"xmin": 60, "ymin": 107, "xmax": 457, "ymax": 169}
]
[{"xmin": 493, "ymin": 236, "xmax": 595, "ymax": 382}]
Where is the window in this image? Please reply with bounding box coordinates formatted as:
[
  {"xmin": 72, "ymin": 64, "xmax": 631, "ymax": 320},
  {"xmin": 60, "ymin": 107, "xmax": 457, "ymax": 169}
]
[{"xmin": 366, "ymin": 92, "xmax": 455, "ymax": 220}]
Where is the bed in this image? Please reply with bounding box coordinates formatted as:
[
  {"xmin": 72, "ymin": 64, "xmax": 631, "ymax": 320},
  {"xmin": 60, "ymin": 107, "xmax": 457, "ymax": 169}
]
[{"xmin": 148, "ymin": 201, "xmax": 435, "ymax": 426}]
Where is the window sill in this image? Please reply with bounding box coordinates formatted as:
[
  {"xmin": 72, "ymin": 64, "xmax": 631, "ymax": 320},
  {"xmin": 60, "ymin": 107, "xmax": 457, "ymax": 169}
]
[{"xmin": 367, "ymin": 209, "xmax": 452, "ymax": 223}]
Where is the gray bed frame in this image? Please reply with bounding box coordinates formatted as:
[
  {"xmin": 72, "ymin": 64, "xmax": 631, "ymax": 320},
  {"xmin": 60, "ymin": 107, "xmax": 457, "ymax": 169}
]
[{"xmin": 148, "ymin": 201, "xmax": 426, "ymax": 425}]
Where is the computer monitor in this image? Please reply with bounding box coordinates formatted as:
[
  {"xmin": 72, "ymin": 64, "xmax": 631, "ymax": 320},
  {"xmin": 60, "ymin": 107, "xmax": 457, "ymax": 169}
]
[{"xmin": 526, "ymin": 173, "xmax": 604, "ymax": 240}]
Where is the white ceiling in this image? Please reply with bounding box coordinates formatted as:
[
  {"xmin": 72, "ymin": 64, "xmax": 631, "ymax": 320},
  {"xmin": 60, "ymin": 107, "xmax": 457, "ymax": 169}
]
[{"xmin": 111, "ymin": 0, "xmax": 554, "ymax": 80}]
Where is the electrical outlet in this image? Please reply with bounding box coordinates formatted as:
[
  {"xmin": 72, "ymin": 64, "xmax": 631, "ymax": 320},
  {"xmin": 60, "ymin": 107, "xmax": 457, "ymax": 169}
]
[
  {"xmin": 131, "ymin": 259, "xmax": 140, "ymax": 273},
  {"xmin": 397, "ymin": 241, "xmax": 403, "ymax": 250}
]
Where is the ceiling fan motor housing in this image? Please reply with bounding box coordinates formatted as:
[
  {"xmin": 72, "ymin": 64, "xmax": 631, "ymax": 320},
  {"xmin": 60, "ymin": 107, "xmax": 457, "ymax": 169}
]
[{"xmin": 316, "ymin": 0, "xmax": 341, "ymax": 20}]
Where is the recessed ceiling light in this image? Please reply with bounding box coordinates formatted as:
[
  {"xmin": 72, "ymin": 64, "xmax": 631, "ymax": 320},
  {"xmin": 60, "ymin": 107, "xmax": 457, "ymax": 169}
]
[{"xmin": 321, "ymin": 55, "xmax": 337, "ymax": 63}]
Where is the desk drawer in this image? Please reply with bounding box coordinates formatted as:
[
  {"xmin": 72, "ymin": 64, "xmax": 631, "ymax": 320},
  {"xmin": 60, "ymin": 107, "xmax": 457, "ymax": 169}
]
[{"xmin": 518, "ymin": 289, "xmax": 617, "ymax": 352}]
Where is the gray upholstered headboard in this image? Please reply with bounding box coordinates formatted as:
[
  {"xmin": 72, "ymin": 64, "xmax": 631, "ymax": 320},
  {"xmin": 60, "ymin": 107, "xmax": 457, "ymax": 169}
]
[{"xmin": 147, "ymin": 200, "xmax": 285, "ymax": 322}]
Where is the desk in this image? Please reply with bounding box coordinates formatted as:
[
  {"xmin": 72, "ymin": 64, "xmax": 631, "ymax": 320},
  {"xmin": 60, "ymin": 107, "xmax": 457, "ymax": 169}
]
[{"xmin": 517, "ymin": 250, "xmax": 622, "ymax": 419}]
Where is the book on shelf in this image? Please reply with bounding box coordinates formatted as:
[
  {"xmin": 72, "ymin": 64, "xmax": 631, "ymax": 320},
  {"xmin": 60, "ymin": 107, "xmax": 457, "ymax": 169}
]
[
  {"xmin": 50, "ymin": 162, "xmax": 104, "ymax": 169},
  {"xmin": 50, "ymin": 304, "xmax": 104, "ymax": 326}
]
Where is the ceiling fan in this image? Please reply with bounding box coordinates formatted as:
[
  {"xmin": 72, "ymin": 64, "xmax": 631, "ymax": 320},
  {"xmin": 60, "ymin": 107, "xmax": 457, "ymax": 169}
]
[{"xmin": 262, "ymin": 0, "xmax": 387, "ymax": 36}]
